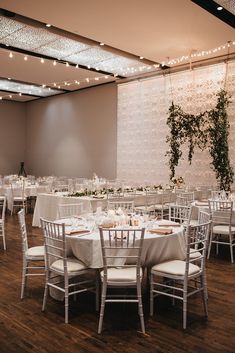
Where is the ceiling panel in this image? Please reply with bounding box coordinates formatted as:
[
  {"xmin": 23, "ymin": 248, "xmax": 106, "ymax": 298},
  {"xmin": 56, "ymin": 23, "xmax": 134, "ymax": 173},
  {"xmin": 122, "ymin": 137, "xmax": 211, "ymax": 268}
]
[
  {"xmin": 0, "ymin": 89, "xmax": 37, "ymax": 101},
  {"xmin": 0, "ymin": 0, "xmax": 234, "ymax": 102}
]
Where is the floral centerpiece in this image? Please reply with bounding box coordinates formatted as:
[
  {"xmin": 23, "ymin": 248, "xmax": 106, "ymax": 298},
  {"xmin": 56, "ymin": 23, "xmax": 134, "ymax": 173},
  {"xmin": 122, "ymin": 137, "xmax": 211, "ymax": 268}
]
[{"xmin": 171, "ymin": 176, "xmax": 184, "ymax": 188}]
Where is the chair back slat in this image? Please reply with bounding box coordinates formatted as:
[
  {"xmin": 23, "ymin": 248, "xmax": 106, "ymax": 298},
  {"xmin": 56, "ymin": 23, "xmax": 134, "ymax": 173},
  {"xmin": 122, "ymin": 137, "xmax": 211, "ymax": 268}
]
[
  {"xmin": 208, "ymin": 199, "xmax": 233, "ymax": 226},
  {"xmin": 58, "ymin": 203, "xmax": 83, "ymax": 219},
  {"xmin": 18, "ymin": 208, "xmax": 28, "ymax": 253},
  {"xmin": 40, "ymin": 219, "xmax": 67, "ymax": 270},
  {"xmin": 107, "ymin": 200, "xmax": 134, "ymax": 213},
  {"xmin": 0, "ymin": 197, "xmax": 6, "ymax": 222},
  {"xmin": 99, "ymin": 227, "xmax": 145, "ymax": 272},
  {"xmin": 185, "ymin": 222, "xmax": 211, "ymax": 271}
]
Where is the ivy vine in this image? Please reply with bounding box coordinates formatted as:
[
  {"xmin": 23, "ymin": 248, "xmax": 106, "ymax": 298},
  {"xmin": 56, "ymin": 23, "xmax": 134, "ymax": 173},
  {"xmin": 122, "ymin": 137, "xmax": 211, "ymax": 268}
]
[{"xmin": 166, "ymin": 89, "xmax": 234, "ymax": 191}]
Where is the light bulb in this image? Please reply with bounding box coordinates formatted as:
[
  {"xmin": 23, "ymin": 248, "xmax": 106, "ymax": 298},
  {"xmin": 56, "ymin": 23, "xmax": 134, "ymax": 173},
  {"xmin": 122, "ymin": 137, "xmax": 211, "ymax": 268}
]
[
  {"xmin": 24, "ymin": 56, "xmax": 28, "ymax": 61},
  {"xmin": 9, "ymin": 52, "xmax": 13, "ymax": 58},
  {"xmin": 41, "ymin": 58, "xmax": 45, "ymax": 63},
  {"xmin": 53, "ymin": 60, "xmax": 57, "ymax": 66}
]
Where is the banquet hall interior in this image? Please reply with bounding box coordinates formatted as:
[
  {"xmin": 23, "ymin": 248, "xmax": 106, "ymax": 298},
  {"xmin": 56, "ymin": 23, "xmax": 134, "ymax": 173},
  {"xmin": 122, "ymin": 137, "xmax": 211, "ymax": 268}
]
[{"xmin": 0, "ymin": 0, "xmax": 235, "ymax": 352}]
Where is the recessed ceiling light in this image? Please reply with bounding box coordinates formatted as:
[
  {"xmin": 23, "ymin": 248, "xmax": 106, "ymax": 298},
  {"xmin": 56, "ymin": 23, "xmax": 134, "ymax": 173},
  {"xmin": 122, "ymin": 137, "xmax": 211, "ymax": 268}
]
[
  {"xmin": 46, "ymin": 23, "xmax": 51, "ymax": 27},
  {"xmin": 217, "ymin": 6, "xmax": 223, "ymax": 10}
]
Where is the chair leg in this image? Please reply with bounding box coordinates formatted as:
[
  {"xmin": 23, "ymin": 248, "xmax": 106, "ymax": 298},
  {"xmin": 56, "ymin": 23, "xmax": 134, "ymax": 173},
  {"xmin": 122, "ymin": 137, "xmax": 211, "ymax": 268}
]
[
  {"xmin": 183, "ymin": 290, "xmax": 187, "ymax": 329},
  {"xmin": 216, "ymin": 237, "xmax": 219, "ymax": 255},
  {"xmin": 21, "ymin": 260, "xmax": 27, "ymax": 299},
  {"xmin": 65, "ymin": 278, "xmax": 69, "ymax": 324},
  {"xmin": 201, "ymin": 275, "xmax": 208, "ymax": 317},
  {"xmin": 229, "ymin": 235, "xmax": 234, "ymax": 263},
  {"xmin": 207, "ymin": 233, "xmax": 212, "ymax": 259},
  {"xmin": 98, "ymin": 282, "xmax": 107, "ymax": 334},
  {"xmin": 0, "ymin": 226, "xmax": 6, "ymax": 250},
  {"xmin": 42, "ymin": 277, "xmax": 49, "ymax": 312},
  {"xmin": 137, "ymin": 281, "xmax": 145, "ymax": 334},
  {"xmin": 150, "ymin": 272, "xmax": 154, "ymax": 316},
  {"xmin": 95, "ymin": 270, "xmax": 100, "ymax": 312}
]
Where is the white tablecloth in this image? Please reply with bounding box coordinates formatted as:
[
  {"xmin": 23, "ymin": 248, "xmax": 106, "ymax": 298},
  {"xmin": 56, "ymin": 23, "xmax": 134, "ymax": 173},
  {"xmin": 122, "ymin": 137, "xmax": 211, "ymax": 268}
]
[
  {"xmin": 4, "ymin": 185, "xmax": 48, "ymax": 212},
  {"xmin": 67, "ymin": 220, "xmax": 185, "ymax": 269},
  {"xmin": 191, "ymin": 201, "xmax": 235, "ymax": 225},
  {"xmin": 33, "ymin": 193, "xmax": 98, "ymax": 227}
]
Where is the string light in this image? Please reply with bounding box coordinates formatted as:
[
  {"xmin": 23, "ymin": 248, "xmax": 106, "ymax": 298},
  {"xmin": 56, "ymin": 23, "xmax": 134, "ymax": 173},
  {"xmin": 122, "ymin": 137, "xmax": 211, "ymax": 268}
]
[{"xmin": 1, "ymin": 39, "xmax": 234, "ymax": 102}]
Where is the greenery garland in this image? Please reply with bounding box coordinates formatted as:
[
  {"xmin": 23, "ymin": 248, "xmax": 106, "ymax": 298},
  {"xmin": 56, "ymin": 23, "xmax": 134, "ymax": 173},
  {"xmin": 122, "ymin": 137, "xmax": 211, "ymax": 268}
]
[{"xmin": 166, "ymin": 89, "xmax": 234, "ymax": 191}]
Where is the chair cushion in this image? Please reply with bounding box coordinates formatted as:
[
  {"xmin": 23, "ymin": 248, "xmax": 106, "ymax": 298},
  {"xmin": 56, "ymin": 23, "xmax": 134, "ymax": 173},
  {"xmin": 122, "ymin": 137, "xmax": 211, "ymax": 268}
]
[
  {"xmin": 189, "ymin": 248, "xmax": 202, "ymax": 259},
  {"xmin": 151, "ymin": 260, "xmax": 200, "ymax": 276},
  {"xmin": 26, "ymin": 245, "xmax": 45, "ymax": 259},
  {"xmin": 50, "ymin": 257, "xmax": 87, "ymax": 273},
  {"xmin": 213, "ymin": 225, "xmax": 235, "ymax": 235},
  {"xmin": 100, "ymin": 267, "xmax": 143, "ymax": 283}
]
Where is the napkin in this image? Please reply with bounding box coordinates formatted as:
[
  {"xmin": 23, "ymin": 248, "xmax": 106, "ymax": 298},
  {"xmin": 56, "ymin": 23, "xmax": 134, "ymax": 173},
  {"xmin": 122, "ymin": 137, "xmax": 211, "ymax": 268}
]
[
  {"xmin": 65, "ymin": 229, "xmax": 90, "ymax": 236},
  {"xmin": 99, "ymin": 223, "xmax": 116, "ymax": 229},
  {"xmin": 149, "ymin": 228, "xmax": 173, "ymax": 235},
  {"xmin": 158, "ymin": 223, "xmax": 181, "ymax": 227}
]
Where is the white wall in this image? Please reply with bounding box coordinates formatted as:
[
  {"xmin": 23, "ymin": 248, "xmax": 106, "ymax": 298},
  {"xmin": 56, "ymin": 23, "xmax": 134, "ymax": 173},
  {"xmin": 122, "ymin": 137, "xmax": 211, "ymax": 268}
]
[
  {"xmin": 117, "ymin": 61, "xmax": 235, "ymax": 187},
  {"xmin": 0, "ymin": 100, "xmax": 26, "ymax": 174},
  {"xmin": 25, "ymin": 83, "xmax": 117, "ymax": 178}
]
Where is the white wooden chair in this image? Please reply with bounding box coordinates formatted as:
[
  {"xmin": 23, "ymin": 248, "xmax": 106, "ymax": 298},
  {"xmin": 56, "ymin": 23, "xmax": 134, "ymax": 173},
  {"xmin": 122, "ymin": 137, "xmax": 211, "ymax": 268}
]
[
  {"xmin": 155, "ymin": 192, "xmax": 173, "ymax": 219},
  {"xmin": 211, "ymin": 190, "xmax": 230, "ymax": 200},
  {"xmin": 169, "ymin": 204, "xmax": 194, "ymax": 226},
  {"xmin": 207, "ymin": 199, "xmax": 235, "ymax": 263},
  {"xmin": 135, "ymin": 192, "xmax": 157, "ymax": 215},
  {"xmin": 58, "ymin": 203, "xmax": 84, "ymax": 219},
  {"xmin": 11, "ymin": 182, "xmax": 27, "ymax": 215},
  {"xmin": 98, "ymin": 227, "xmax": 145, "ymax": 333},
  {"xmin": 107, "ymin": 200, "xmax": 134, "ymax": 213},
  {"xmin": 40, "ymin": 218, "xmax": 99, "ymax": 323},
  {"xmin": 150, "ymin": 221, "xmax": 210, "ymax": 329},
  {"xmin": 0, "ymin": 197, "xmax": 6, "ymax": 250},
  {"xmin": 18, "ymin": 209, "xmax": 45, "ymax": 299}
]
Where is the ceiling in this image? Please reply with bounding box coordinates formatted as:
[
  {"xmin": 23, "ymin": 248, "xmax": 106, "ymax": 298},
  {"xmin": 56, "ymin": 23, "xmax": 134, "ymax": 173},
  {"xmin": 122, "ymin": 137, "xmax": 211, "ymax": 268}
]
[{"xmin": 0, "ymin": 0, "xmax": 234, "ymax": 102}]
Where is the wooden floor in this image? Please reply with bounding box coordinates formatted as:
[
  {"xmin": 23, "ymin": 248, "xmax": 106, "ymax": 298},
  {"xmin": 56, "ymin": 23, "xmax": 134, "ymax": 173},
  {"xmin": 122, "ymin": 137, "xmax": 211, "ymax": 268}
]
[{"xmin": 0, "ymin": 213, "xmax": 234, "ymax": 353}]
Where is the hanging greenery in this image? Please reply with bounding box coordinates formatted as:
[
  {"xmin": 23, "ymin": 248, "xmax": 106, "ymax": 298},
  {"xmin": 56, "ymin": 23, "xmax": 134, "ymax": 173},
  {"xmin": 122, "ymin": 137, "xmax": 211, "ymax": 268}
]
[{"xmin": 166, "ymin": 89, "xmax": 234, "ymax": 191}]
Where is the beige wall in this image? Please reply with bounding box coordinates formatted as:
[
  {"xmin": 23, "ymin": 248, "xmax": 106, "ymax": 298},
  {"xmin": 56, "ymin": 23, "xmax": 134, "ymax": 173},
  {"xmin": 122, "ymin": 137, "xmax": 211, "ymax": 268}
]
[
  {"xmin": 0, "ymin": 101, "xmax": 26, "ymax": 174},
  {"xmin": 25, "ymin": 83, "xmax": 117, "ymax": 178}
]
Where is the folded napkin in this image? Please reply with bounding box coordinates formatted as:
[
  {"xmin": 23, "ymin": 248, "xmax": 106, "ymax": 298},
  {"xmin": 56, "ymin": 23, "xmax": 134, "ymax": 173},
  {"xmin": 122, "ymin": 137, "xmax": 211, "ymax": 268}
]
[
  {"xmin": 149, "ymin": 228, "xmax": 173, "ymax": 235},
  {"xmin": 99, "ymin": 223, "xmax": 116, "ymax": 229},
  {"xmin": 158, "ymin": 223, "xmax": 181, "ymax": 227},
  {"xmin": 66, "ymin": 229, "xmax": 90, "ymax": 236}
]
